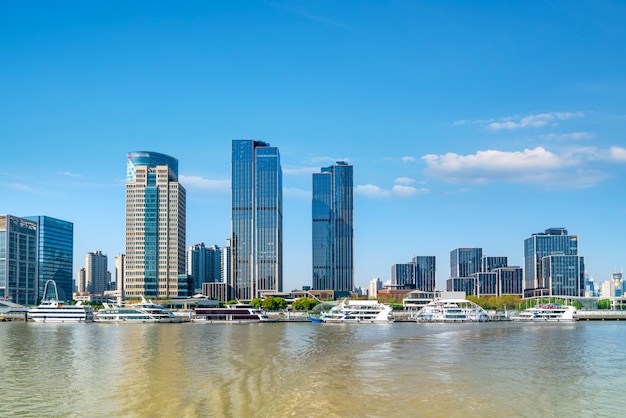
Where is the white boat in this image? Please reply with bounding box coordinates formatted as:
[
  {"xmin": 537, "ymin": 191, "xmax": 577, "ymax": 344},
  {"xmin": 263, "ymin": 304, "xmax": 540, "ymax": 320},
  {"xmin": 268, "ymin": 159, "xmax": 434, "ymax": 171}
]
[
  {"xmin": 191, "ymin": 306, "xmax": 275, "ymax": 323},
  {"xmin": 95, "ymin": 303, "xmax": 172, "ymax": 323},
  {"xmin": 512, "ymin": 304, "xmax": 578, "ymax": 322},
  {"xmin": 28, "ymin": 280, "xmax": 94, "ymax": 323},
  {"xmin": 126, "ymin": 296, "xmax": 181, "ymax": 323},
  {"xmin": 320, "ymin": 299, "xmax": 394, "ymax": 323},
  {"xmin": 413, "ymin": 298, "xmax": 490, "ymax": 323}
]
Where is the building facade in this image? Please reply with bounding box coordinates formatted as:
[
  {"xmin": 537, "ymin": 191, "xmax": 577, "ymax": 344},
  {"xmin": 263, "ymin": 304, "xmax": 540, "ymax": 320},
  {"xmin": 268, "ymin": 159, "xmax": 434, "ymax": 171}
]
[
  {"xmin": 85, "ymin": 250, "xmax": 109, "ymax": 294},
  {"xmin": 0, "ymin": 215, "xmax": 38, "ymax": 305},
  {"xmin": 391, "ymin": 263, "xmax": 415, "ymax": 288},
  {"xmin": 524, "ymin": 227, "xmax": 582, "ymax": 297},
  {"xmin": 312, "ymin": 161, "xmax": 354, "ymax": 297},
  {"xmin": 413, "ymin": 255, "xmax": 436, "ymax": 292},
  {"xmin": 115, "ymin": 254, "xmax": 125, "ymax": 298},
  {"xmin": 231, "ymin": 140, "xmax": 283, "ymax": 300},
  {"xmin": 187, "ymin": 243, "xmax": 222, "ymax": 293},
  {"xmin": 25, "ymin": 216, "xmax": 73, "ymax": 302},
  {"xmin": 124, "ymin": 151, "xmax": 187, "ymax": 298}
]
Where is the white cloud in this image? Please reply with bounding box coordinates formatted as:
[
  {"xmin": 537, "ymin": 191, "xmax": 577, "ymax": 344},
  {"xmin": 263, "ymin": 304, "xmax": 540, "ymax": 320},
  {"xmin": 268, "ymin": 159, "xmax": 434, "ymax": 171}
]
[
  {"xmin": 422, "ymin": 145, "xmax": 625, "ymax": 188},
  {"xmin": 180, "ymin": 175, "xmax": 230, "ymax": 191},
  {"xmin": 608, "ymin": 146, "xmax": 626, "ymax": 162},
  {"xmin": 282, "ymin": 166, "xmax": 318, "ymax": 175},
  {"xmin": 488, "ymin": 112, "xmax": 584, "ymax": 130},
  {"xmin": 59, "ymin": 171, "xmax": 84, "ymax": 178},
  {"xmin": 423, "ymin": 147, "xmax": 579, "ymax": 184},
  {"xmin": 355, "ymin": 184, "xmax": 390, "ymax": 198},
  {"xmin": 401, "ymin": 156, "xmax": 417, "ymax": 163},
  {"xmin": 394, "ymin": 177, "xmax": 415, "ymax": 185},
  {"xmin": 356, "ymin": 183, "xmax": 429, "ymax": 198},
  {"xmin": 392, "ymin": 185, "xmax": 429, "ymax": 197}
]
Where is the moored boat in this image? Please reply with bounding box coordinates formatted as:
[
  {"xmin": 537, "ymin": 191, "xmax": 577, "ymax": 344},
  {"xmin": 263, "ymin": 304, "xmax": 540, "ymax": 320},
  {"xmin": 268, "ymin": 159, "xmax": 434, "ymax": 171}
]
[
  {"xmin": 413, "ymin": 298, "xmax": 490, "ymax": 323},
  {"xmin": 126, "ymin": 296, "xmax": 181, "ymax": 323},
  {"xmin": 512, "ymin": 303, "xmax": 578, "ymax": 322},
  {"xmin": 191, "ymin": 306, "xmax": 275, "ymax": 323},
  {"xmin": 319, "ymin": 299, "xmax": 394, "ymax": 323},
  {"xmin": 28, "ymin": 280, "xmax": 94, "ymax": 323}
]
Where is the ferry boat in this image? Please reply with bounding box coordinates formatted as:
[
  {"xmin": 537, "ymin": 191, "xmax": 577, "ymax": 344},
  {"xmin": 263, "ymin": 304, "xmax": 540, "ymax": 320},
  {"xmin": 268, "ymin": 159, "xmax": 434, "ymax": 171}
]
[
  {"xmin": 191, "ymin": 306, "xmax": 275, "ymax": 323},
  {"xmin": 512, "ymin": 303, "xmax": 578, "ymax": 322},
  {"xmin": 95, "ymin": 303, "xmax": 175, "ymax": 323},
  {"xmin": 319, "ymin": 299, "xmax": 394, "ymax": 323},
  {"xmin": 125, "ymin": 296, "xmax": 181, "ymax": 323},
  {"xmin": 413, "ymin": 298, "xmax": 490, "ymax": 323},
  {"xmin": 28, "ymin": 280, "xmax": 94, "ymax": 323}
]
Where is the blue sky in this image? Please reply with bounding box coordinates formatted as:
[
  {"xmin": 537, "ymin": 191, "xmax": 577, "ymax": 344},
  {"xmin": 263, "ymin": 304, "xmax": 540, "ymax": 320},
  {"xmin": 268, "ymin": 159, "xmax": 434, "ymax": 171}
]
[{"xmin": 2, "ymin": 1, "xmax": 626, "ymax": 291}]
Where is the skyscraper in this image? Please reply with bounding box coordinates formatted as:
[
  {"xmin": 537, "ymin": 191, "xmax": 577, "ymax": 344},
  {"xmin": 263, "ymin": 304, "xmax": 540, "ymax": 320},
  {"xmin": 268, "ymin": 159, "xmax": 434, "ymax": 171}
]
[
  {"xmin": 231, "ymin": 140, "xmax": 283, "ymax": 300},
  {"xmin": 524, "ymin": 227, "xmax": 583, "ymax": 297},
  {"xmin": 413, "ymin": 255, "xmax": 436, "ymax": 292},
  {"xmin": 312, "ymin": 161, "xmax": 354, "ymax": 297},
  {"xmin": 0, "ymin": 215, "xmax": 38, "ymax": 305},
  {"xmin": 187, "ymin": 243, "xmax": 222, "ymax": 292},
  {"xmin": 85, "ymin": 250, "xmax": 109, "ymax": 294},
  {"xmin": 125, "ymin": 151, "xmax": 187, "ymax": 298},
  {"xmin": 25, "ymin": 216, "xmax": 73, "ymax": 301}
]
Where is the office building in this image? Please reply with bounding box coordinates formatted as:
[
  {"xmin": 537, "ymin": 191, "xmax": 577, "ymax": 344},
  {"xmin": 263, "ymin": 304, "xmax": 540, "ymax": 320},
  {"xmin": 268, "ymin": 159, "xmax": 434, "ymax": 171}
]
[
  {"xmin": 231, "ymin": 140, "xmax": 283, "ymax": 300},
  {"xmin": 524, "ymin": 227, "xmax": 583, "ymax": 297},
  {"xmin": 77, "ymin": 268, "xmax": 86, "ymax": 293},
  {"xmin": 125, "ymin": 151, "xmax": 187, "ymax": 298},
  {"xmin": 496, "ymin": 266, "xmax": 523, "ymax": 296},
  {"xmin": 450, "ymin": 248, "xmax": 483, "ymax": 278},
  {"xmin": 25, "ymin": 216, "xmax": 74, "ymax": 302},
  {"xmin": 413, "ymin": 255, "xmax": 436, "ymax": 292},
  {"xmin": 369, "ymin": 277, "xmax": 383, "ymax": 299},
  {"xmin": 85, "ymin": 250, "xmax": 109, "ymax": 294},
  {"xmin": 187, "ymin": 243, "xmax": 222, "ymax": 293},
  {"xmin": 221, "ymin": 238, "xmax": 231, "ymax": 284},
  {"xmin": 391, "ymin": 263, "xmax": 415, "ymax": 288},
  {"xmin": 312, "ymin": 161, "xmax": 354, "ymax": 297},
  {"xmin": 0, "ymin": 215, "xmax": 38, "ymax": 305}
]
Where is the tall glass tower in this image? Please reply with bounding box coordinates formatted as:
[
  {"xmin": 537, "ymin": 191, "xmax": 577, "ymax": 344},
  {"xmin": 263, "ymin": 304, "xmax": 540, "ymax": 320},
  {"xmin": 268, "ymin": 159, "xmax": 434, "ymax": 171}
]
[
  {"xmin": 312, "ymin": 161, "xmax": 353, "ymax": 297},
  {"xmin": 0, "ymin": 215, "xmax": 38, "ymax": 305},
  {"xmin": 25, "ymin": 216, "xmax": 74, "ymax": 302},
  {"xmin": 231, "ymin": 140, "xmax": 283, "ymax": 300},
  {"xmin": 125, "ymin": 151, "xmax": 187, "ymax": 298},
  {"xmin": 524, "ymin": 227, "xmax": 583, "ymax": 297},
  {"xmin": 413, "ymin": 255, "xmax": 436, "ymax": 292}
]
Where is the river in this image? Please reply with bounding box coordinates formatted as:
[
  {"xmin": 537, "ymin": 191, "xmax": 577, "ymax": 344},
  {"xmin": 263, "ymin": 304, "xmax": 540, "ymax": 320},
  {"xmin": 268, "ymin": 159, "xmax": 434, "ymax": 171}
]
[{"xmin": 1, "ymin": 321, "xmax": 625, "ymax": 417}]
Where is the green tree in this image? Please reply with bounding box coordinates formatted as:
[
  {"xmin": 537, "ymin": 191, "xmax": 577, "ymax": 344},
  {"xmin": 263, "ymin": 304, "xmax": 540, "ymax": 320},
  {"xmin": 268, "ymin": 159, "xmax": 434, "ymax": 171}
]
[
  {"xmin": 250, "ymin": 297, "xmax": 263, "ymax": 309},
  {"xmin": 292, "ymin": 297, "xmax": 320, "ymax": 311},
  {"xmin": 262, "ymin": 297, "xmax": 287, "ymax": 311},
  {"xmin": 597, "ymin": 299, "xmax": 611, "ymax": 310}
]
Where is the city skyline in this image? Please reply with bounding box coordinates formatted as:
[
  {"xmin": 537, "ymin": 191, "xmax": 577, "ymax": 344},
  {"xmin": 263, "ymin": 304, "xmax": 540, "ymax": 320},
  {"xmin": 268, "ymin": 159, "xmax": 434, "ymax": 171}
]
[{"xmin": 2, "ymin": 2, "xmax": 626, "ymax": 291}]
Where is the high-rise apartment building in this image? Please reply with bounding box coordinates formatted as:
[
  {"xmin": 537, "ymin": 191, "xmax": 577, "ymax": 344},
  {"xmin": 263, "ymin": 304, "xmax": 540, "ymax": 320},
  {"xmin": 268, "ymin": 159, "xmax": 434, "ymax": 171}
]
[
  {"xmin": 524, "ymin": 227, "xmax": 583, "ymax": 297},
  {"xmin": 125, "ymin": 151, "xmax": 187, "ymax": 298},
  {"xmin": 391, "ymin": 263, "xmax": 415, "ymax": 288},
  {"xmin": 0, "ymin": 215, "xmax": 38, "ymax": 305},
  {"xmin": 450, "ymin": 248, "xmax": 483, "ymax": 278},
  {"xmin": 231, "ymin": 140, "xmax": 283, "ymax": 300},
  {"xmin": 85, "ymin": 250, "xmax": 109, "ymax": 294},
  {"xmin": 26, "ymin": 216, "xmax": 73, "ymax": 301},
  {"xmin": 312, "ymin": 161, "xmax": 354, "ymax": 297}
]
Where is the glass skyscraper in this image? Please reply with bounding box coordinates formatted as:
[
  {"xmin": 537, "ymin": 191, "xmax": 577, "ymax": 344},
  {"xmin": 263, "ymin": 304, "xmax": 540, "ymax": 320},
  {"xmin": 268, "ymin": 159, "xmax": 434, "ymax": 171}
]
[
  {"xmin": 26, "ymin": 216, "xmax": 74, "ymax": 302},
  {"xmin": 312, "ymin": 161, "xmax": 353, "ymax": 297},
  {"xmin": 231, "ymin": 140, "xmax": 283, "ymax": 300},
  {"xmin": 0, "ymin": 215, "xmax": 38, "ymax": 305},
  {"xmin": 187, "ymin": 243, "xmax": 222, "ymax": 293},
  {"xmin": 524, "ymin": 227, "xmax": 582, "ymax": 297},
  {"xmin": 125, "ymin": 151, "xmax": 187, "ymax": 298},
  {"xmin": 413, "ymin": 255, "xmax": 436, "ymax": 292}
]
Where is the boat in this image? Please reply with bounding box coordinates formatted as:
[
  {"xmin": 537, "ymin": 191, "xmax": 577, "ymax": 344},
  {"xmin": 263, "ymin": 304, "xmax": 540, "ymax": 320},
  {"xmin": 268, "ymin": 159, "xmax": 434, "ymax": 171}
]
[
  {"xmin": 413, "ymin": 298, "xmax": 490, "ymax": 323},
  {"xmin": 512, "ymin": 303, "xmax": 578, "ymax": 322},
  {"xmin": 191, "ymin": 305, "xmax": 275, "ymax": 323},
  {"xmin": 308, "ymin": 315, "xmax": 324, "ymax": 323},
  {"xmin": 28, "ymin": 280, "xmax": 94, "ymax": 323},
  {"xmin": 95, "ymin": 303, "xmax": 175, "ymax": 323},
  {"xmin": 319, "ymin": 299, "xmax": 394, "ymax": 323},
  {"xmin": 125, "ymin": 296, "xmax": 181, "ymax": 323}
]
